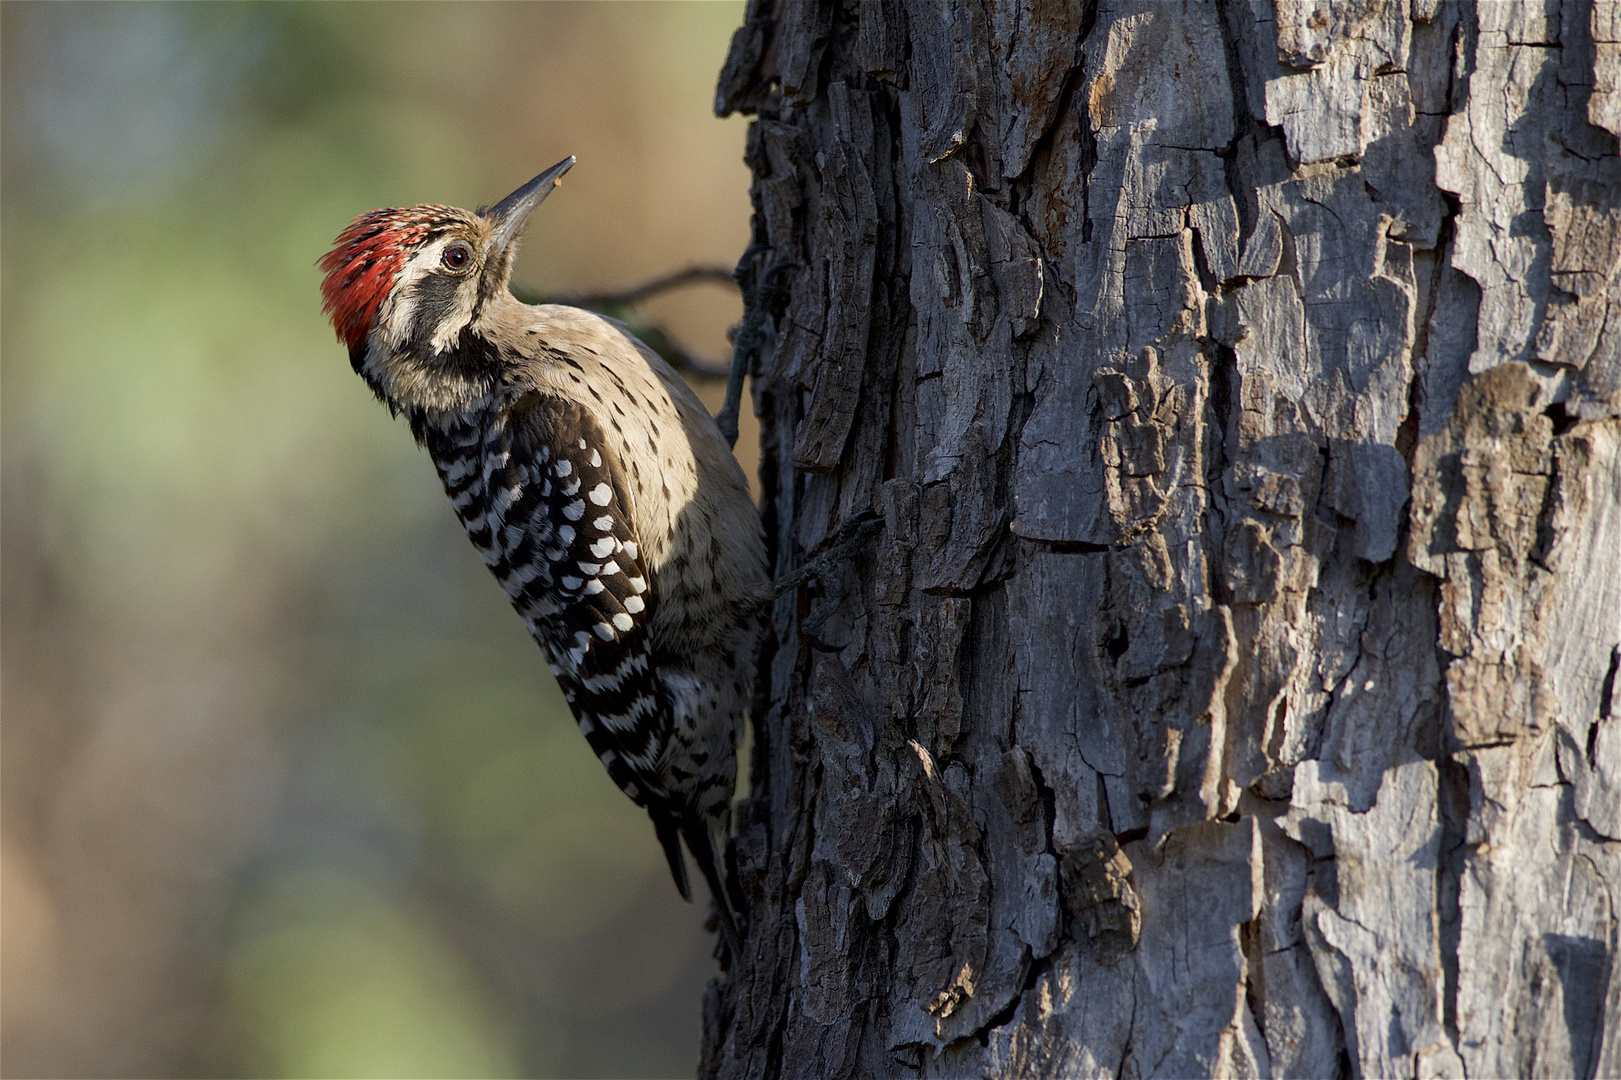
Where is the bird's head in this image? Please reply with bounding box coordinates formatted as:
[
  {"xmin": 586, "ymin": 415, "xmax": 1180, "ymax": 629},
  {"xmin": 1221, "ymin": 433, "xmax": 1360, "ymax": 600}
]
[{"xmin": 320, "ymin": 156, "xmax": 574, "ymax": 417}]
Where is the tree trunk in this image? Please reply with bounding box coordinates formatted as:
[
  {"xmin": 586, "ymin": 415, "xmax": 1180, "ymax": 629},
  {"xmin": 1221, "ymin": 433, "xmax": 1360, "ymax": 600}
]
[{"xmin": 704, "ymin": 1, "xmax": 1621, "ymax": 1076}]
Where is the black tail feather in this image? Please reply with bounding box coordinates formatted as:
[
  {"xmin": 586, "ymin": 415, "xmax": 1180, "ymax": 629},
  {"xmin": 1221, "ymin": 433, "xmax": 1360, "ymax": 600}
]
[
  {"xmin": 650, "ymin": 807, "xmax": 745, "ymax": 959},
  {"xmin": 652, "ymin": 809, "xmax": 691, "ymax": 901},
  {"xmin": 681, "ymin": 815, "xmax": 745, "ymax": 960}
]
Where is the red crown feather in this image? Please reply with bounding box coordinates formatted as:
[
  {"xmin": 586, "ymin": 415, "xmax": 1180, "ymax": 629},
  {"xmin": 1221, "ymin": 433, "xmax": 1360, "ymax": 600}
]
[{"xmin": 319, "ymin": 206, "xmax": 452, "ymax": 352}]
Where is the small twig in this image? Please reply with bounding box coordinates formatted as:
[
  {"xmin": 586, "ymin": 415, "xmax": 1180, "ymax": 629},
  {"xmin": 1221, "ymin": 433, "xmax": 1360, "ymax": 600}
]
[
  {"xmin": 664, "ymin": 350, "xmax": 732, "ymax": 381},
  {"xmin": 769, "ymin": 510, "xmax": 884, "ymax": 600},
  {"xmin": 788, "ymin": 510, "xmax": 884, "ymax": 650},
  {"xmin": 717, "ymin": 250, "xmax": 791, "ymax": 447},
  {"xmin": 517, "ymin": 265, "xmax": 740, "ymax": 381},
  {"xmin": 802, "ymin": 597, "xmax": 842, "ymax": 642},
  {"xmin": 534, "ymin": 265, "xmax": 737, "ymax": 310}
]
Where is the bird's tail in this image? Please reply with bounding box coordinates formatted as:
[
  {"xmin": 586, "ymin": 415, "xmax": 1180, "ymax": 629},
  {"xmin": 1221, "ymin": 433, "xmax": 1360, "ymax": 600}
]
[
  {"xmin": 651, "ymin": 806, "xmax": 745, "ymax": 959},
  {"xmin": 682, "ymin": 814, "xmax": 745, "ymax": 960},
  {"xmin": 652, "ymin": 810, "xmax": 691, "ymax": 901}
]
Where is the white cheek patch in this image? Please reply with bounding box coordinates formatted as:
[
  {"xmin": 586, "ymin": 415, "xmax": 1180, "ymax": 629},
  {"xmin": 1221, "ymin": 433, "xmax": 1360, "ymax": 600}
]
[
  {"xmin": 375, "ymin": 281, "xmax": 416, "ymax": 351},
  {"xmin": 377, "ymin": 242, "xmax": 480, "ymax": 353},
  {"xmin": 429, "ymin": 287, "xmax": 479, "ymax": 353}
]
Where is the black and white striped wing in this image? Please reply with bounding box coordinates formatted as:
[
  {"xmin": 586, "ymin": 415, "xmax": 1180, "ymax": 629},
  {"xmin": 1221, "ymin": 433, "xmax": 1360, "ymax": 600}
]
[{"xmin": 509, "ymin": 392, "xmax": 669, "ymax": 808}]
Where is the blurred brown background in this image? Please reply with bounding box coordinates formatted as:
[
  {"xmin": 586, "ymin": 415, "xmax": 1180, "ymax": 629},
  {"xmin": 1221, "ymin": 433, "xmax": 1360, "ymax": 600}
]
[{"xmin": 1, "ymin": 3, "xmax": 757, "ymax": 1076}]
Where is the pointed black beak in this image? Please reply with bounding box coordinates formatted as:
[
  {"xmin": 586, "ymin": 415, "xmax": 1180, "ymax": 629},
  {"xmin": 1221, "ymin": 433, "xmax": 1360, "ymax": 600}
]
[{"xmin": 487, "ymin": 156, "xmax": 575, "ymax": 254}]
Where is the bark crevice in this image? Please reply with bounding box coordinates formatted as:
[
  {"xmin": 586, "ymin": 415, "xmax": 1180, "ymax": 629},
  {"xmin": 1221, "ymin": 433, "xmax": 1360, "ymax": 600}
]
[{"xmin": 706, "ymin": 1, "xmax": 1621, "ymax": 1075}]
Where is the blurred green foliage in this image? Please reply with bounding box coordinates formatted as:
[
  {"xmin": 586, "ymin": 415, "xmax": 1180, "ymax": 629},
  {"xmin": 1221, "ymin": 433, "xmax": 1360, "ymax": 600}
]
[
  {"xmin": 223, "ymin": 874, "xmax": 523, "ymax": 1078},
  {"xmin": 2, "ymin": 3, "xmax": 750, "ymax": 1077}
]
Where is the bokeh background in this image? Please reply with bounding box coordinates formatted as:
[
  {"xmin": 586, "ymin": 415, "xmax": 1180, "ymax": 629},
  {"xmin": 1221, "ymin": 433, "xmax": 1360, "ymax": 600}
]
[{"xmin": 1, "ymin": 4, "xmax": 759, "ymax": 1076}]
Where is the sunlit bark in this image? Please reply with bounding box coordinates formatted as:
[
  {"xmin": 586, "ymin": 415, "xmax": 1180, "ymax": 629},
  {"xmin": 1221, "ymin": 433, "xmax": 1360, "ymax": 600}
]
[{"xmin": 705, "ymin": 1, "xmax": 1621, "ymax": 1077}]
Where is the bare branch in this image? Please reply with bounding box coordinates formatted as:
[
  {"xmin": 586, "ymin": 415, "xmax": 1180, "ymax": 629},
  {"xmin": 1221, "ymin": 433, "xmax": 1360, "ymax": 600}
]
[{"xmin": 513, "ymin": 265, "xmax": 739, "ymax": 381}]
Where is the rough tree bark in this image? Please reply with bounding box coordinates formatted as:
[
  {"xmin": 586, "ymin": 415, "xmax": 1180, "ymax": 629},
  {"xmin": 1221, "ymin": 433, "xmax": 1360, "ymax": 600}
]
[{"xmin": 703, "ymin": 1, "xmax": 1621, "ymax": 1076}]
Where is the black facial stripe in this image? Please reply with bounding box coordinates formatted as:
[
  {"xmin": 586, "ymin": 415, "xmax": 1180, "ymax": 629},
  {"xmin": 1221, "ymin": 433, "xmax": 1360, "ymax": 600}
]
[
  {"xmin": 402, "ymin": 328, "xmax": 504, "ymax": 443},
  {"xmin": 405, "ymin": 271, "xmax": 465, "ymax": 349}
]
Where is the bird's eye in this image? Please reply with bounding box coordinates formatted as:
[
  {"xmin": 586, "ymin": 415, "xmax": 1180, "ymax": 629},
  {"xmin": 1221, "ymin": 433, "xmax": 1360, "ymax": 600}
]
[{"xmin": 442, "ymin": 244, "xmax": 471, "ymax": 271}]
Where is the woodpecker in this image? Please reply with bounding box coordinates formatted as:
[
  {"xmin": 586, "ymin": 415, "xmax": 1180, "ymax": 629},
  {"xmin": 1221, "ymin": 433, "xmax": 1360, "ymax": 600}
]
[{"xmin": 319, "ymin": 158, "xmax": 764, "ymax": 953}]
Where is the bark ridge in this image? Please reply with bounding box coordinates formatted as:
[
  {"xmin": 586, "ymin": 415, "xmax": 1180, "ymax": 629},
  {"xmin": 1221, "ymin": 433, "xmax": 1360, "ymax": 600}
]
[{"xmin": 708, "ymin": 2, "xmax": 1621, "ymax": 1076}]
